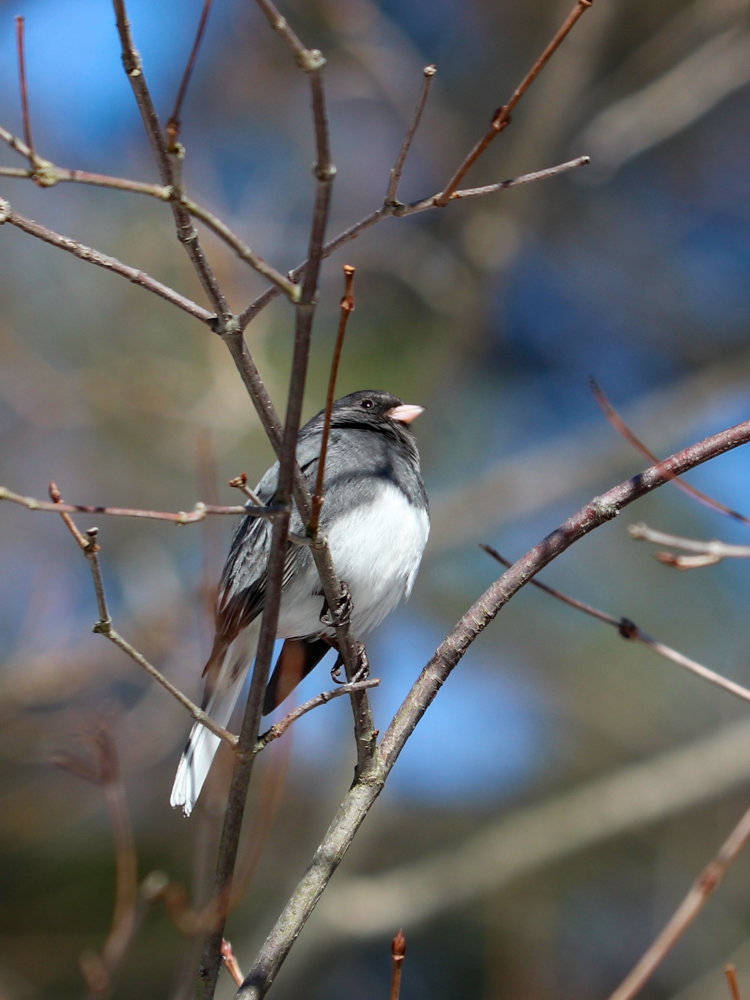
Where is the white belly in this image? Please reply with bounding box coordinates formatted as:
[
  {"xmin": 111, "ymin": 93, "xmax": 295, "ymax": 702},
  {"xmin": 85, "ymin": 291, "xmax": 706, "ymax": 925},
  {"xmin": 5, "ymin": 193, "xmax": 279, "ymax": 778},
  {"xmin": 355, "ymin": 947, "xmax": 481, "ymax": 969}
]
[{"xmin": 277, "ymin": 483, "xmax": 429, "ymax": 639}]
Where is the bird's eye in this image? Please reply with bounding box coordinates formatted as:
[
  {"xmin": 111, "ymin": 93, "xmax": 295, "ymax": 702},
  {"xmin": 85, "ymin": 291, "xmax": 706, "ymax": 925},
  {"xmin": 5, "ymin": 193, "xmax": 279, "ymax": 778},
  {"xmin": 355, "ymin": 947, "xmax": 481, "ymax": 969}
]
[{"xmin": 361, "ymin": 398, "xmax": 374, "ymax": 409}]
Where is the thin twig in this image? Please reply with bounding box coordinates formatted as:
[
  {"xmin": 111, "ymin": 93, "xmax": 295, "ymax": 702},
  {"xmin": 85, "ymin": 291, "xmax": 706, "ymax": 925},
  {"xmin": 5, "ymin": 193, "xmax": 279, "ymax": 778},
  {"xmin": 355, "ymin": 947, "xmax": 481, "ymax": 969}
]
[
  {"xmin": 390, "ymin": 930, "xmax": 406, "ymax": 1000},
  {"xmin": 236, "ymin": 417, "xmax": 750, "ymax": 1000},
  {"xmin": 0, "ymin": 198, "xmax": 214, "ymax": 323},
  {"xmin": 253, "ymin": 0, "xmax": 326, "ymax": 72},
  {"xmin": 629, "ymin": 522, "xmax": 750, "ymax": 569},
  {"xmin": 48, "ymin": 485, "xmax": 237, "ymax": 747},
  {"xmin": 167, "ymin": 0, "xmax": 214, "ymax": 148},
  {"xmin": 237, "ymin": 155, "xmax": 590, "ymax": 330},
  {"xmin": 385, "ymin": 66, "xmax": 436, "ymax": 206},
  {"xmin": 228, "ymin": 474, "xmax": 265, "ymax": 507},
  {"xmin": 255, "ymin": 679, "xmax": 380, "ymax": 752},
  {"xmin": 480, "ymin": 544, "xmax": 750, "ymax": 708},
  {"xmin": 605, "ymin": 803, "xmax": 750, "ymax": 1000},
  {"xmin": 0, "ymin": 127, "xmax": 299, "ymax": 299},
  {"xmin": 15, "ymin": 17, "xmax": 36, "ymax": 171},
  {"xmin": 222, "ymin": 941, "xmax": 245, "ymax": 987},
  {"xmin": 726, "ymin": 965, "xmax": 742, "ymax": 1000},
  {"xmin": 308, "ymin": 265, "xmax": 356, "ymax": 534},
  {"xmin": 590, "ymin": 377, "xmax": 750, "ymax": 525},
  {"xmin": 434, "ymin": 0, "xmax": 594, "ymax": 206},
  {"xmin": 0, "ymin": 484, "xmax": 275, "ymax": 524}
]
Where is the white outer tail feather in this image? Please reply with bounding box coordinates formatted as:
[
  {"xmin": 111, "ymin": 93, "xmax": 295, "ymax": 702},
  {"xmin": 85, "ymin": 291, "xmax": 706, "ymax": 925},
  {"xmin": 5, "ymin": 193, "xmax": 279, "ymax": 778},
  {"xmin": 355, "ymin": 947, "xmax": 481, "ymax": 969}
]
[{"xmin": 170, "ymin": 630, "xmax": 257, "ymax": 816}]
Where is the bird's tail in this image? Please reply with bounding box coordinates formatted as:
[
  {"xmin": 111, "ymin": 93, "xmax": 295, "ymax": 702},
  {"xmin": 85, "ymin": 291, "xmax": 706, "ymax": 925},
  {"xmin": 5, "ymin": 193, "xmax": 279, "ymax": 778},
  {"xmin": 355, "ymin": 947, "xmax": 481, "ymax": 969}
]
[{"xmin": 170, "ymin": 628, "xmax": 257, "ymax": 816}]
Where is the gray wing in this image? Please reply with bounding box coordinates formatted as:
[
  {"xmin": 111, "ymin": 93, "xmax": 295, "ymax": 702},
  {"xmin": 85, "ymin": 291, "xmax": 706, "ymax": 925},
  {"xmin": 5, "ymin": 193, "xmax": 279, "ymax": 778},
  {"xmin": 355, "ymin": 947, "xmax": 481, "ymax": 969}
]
[{"xmin": 213, "ymin": 436, "xmax": 323, "ymax": 642}]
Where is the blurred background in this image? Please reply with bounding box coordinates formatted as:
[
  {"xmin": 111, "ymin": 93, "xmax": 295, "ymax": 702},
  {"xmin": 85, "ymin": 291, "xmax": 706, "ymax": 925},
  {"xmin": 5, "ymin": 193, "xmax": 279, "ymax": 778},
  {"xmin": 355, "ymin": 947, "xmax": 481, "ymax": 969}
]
[{"xmin": 1, "ymin": 0, "xmax": 750, "ymax": 997}]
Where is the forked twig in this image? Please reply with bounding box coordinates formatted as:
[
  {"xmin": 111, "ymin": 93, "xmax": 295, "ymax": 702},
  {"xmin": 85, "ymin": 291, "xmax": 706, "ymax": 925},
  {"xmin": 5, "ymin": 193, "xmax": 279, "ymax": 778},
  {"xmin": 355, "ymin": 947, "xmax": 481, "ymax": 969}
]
[
  {"xmin": 480, "ymin": 544, "xmax": 750, "ymax": 708},
  {"xmin": 629, "ymin": 522, "xmax": 750, "ymax": 569},
  {"xmin": 434, "ymin": 0, "xmax": 594, "ymax": 205},
  {"xmin": 1, "ymin": 484, "xmax": 274, "ymax": 524},
  {"xmin": 590, "ymin": 377, "xmax": 750, "ymax": 526},
  {"xmin": 48, "ymin": 484, "xmax": 237, "ymax": 748},
  {"xmin": 309, "ymin": 265, "xmax": 356, "ymax": 534},
  {"xmin": 167, "ymin": 0, "xmax": 214, "ymax": 148},
  {"xmin": 255, "ymin": 678, "xmax": 380, "ymax": 752},
  {"xmin": 605, "ymin": 803, "xmax": 750, "ymax": 1000},
  {"xmin": 386, "ymin": 66, "xmax": 436, "ymax": 206}
]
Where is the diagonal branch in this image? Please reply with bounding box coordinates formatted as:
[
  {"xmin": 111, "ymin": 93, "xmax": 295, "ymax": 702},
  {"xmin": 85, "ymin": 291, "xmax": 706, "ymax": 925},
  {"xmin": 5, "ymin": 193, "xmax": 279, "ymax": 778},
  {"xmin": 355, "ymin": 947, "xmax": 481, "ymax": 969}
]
[
  {"xmin": 112, "ymin": 0, "xmax": 231, "ymax": 322},
  {"xmin": 167, "ymin": 0, "xmax": 214, "ymax": 148},
  {"xmin": 237, "ymin": 155, "xmax": 590, "ymax": 330},
  {"xmin": 385, "ymin": 65, "xmax": 437, "ymax": 207},
  {"xmin": 236, "ymin": 416, "xmax": 750, "ymax": 1000},
  {"xmin": 590, "ymin": 377, "xmax": 750, "ymax": 525},
  {"xmin": 629, "ymin": 522, "xmax": 750, "ymax": 569},
  {"xmin": 605, "ymin": 801, "xmax": 750, "ymax": 1000},
  {"xmin": 434, "ymin": 0, "xmax": 594, "ymax": 206},
  {"xmin": 0, "ymin": 198, "xmax": 214, "ymax": 323},
  {"xmin": 480, "ymin": 545, "xmax": 750, "ymax": 707}
]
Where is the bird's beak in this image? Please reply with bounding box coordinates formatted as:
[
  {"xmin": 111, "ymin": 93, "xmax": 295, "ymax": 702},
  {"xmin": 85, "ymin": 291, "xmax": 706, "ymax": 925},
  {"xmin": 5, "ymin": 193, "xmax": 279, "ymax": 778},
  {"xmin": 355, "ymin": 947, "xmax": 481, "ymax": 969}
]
[{"xmin": 387, "ymin": 403, "xmax": 424, "ymax": 424}]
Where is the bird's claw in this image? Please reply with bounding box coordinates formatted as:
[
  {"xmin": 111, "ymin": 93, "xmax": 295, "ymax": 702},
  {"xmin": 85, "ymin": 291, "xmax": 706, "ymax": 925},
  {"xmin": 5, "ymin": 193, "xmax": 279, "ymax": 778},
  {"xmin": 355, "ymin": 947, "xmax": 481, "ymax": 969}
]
[{"xmin": 320, "ymin": 582, "xmax": 353, "ymax": 629}]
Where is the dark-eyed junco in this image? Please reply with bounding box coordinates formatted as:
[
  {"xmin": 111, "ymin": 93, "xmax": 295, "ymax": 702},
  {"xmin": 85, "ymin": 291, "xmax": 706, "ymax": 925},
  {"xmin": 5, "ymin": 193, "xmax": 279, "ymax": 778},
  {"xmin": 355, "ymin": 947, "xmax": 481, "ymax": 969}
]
[{"xmin": 171, "ymin": 390, "xmax": 429, "ymax": 815}]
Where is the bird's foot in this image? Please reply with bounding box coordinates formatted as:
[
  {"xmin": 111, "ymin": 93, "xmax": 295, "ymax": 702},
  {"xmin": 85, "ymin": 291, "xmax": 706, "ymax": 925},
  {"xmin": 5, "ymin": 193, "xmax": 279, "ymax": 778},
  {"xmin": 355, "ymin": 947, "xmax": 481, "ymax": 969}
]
[
  {"xmin": 320, "ymin": 582, "xmax": 353, "ymax": 629},
  {"xmin": 353, "ymin": 643, "xmax": 370, "ymax": 682},
  {"xmin": 330, "ymin": 654, "xmax": 344, "ymax": 684}
]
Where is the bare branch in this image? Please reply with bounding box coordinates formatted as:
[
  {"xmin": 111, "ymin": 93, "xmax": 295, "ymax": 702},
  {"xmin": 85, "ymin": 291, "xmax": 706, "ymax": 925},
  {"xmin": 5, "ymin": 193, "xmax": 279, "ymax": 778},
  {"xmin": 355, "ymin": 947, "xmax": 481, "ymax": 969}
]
[
  {"xmin": 236, "ymin": 418, "xmax": 750, "ymax": 1000},
  {"xmin": 0, "ymin": 484, "xmax": 277, "ymax": 524},
  {"xmin": 255, "ymin": 679, "xmax": 380, "ymax": 752},
  {"xmin": 590, "ymin": 377, "xmax": 750, "ymax": 525},
  {"xmin": 0, "ymin": 198, "xmax": 215, "ymax": 323},
  {"xmin": 253, "ymin": 0, "xmax": 326, "ymax": 72},
  {"xmin": 222, "ymin": 941, "xmax": 245, "ymax": 988},
  {"xmin": 605, "ymin": 802, "xmax": 750, "ymax": 1000},
  {"xmin": 390, "ymin": 930, "xmax": 406, "ymax": 1000},
  {"xmin": 167, "ymin": 0, "xmax": 214, "ymax": 148},
  {"xmin": 385, "ymin": 65, "xmax": 437, "ymax": 206},
  {"xmin": 481, "ymin": 545, "xmax": 750, "ymax": 708},
  {"xmin": 434, "ymin": 0, "xmax": 595, "ymax": 206},
  {"xmin": 629, "ymin": 522, "xmax": 750, "ymax": 569},
  {"xmin": 15, "ymin": 16, "xmax": 36, "ymax": 171},
  {"xmin": 112, "ymin": 0, "xmax": 231, "ymax": 322},
  {"xmin": 237, "ymin": 155, "xmax": 590, "ymax": 330},
  {"xmin": 726, "ymin": 965, "xmax": 742, "ymax": 1000},
  {"xmin": 309, "ymin": 265, "xmax": 356, "ymax": 534}
]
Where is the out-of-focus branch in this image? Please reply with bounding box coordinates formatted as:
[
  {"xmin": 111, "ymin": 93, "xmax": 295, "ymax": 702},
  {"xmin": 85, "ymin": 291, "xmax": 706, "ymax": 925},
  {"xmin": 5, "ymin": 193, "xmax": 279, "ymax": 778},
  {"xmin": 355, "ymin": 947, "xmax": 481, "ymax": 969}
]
[
  {"xmin": 0, "ymin": 198, "xmax": 214, "ymax": 323},
  {"xmin": 434, "ymin": 0, "xmax": 595, "ymax": 206},
  {"xmin": 481, "ymin": 545, "xmax": 750, "ymax": 707},
  {"xmin": 726, "ymin": 964, "xmax": 742, "ymax": 1000},
  {"xmin": 54, "ymin": 726, "xmax": 139, "ymax": 998},
  {"xmin": 297, "ymin": 717, "xmax": 750, "ymax": 949},
  {"xmin": 222, "ymin": 941, "xmax": 245, "ymax": 988},
  {"xmin": 605, "ymin": 802, "xmax": 750, "ymax": 1000},
  {"xmin": 0, "ymin": 484, "xmax": 276, "ymax": 524},
  {"xmin": 576, "ymin": 27, "xmax": 750, "ymax": 177},
  {"xmin": 590, "ymin": 377, "xmax": 750, "ymax": 525},
  {"xmin": 236, "ymin": 419, "xmax": 750, "ymax": 1000},
  {"xmin": 629, "ymin": 522, "xmax": 750, "ymax": 569}
]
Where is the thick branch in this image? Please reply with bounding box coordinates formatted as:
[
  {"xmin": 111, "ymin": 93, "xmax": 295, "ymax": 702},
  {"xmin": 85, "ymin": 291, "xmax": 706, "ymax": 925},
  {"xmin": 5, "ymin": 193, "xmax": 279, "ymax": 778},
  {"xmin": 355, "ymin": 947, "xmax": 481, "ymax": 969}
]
[{"xmin": 236, "ymin": 416, "xmax": 750, "ymax": 1000}]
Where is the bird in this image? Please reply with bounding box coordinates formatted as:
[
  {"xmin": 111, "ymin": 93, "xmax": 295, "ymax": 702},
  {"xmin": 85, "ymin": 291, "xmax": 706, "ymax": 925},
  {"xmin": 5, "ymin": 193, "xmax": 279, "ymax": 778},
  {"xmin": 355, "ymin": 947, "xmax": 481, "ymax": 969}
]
[{"xmin": 171, "ymin": 389, "xmax": 429, "ymax": 815}]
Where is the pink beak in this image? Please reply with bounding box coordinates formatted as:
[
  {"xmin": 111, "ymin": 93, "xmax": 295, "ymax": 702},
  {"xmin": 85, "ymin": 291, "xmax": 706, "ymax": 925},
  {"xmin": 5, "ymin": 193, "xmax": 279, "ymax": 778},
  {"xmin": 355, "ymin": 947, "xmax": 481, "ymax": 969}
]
[{"xmin": 387, "ymin": 403, "xmax": 424, "ymax": 424}]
